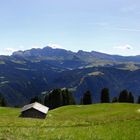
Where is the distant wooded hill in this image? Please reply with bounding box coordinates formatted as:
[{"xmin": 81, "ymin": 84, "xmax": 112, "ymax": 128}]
[{"xmin": 0, "ymin": 46, "xmax": 140, "ymax": 106}]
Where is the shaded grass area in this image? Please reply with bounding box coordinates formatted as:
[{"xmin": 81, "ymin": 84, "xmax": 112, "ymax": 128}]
[{"xmin": 0, "ymin": 103, "xmax": 140, "ymax": 140}]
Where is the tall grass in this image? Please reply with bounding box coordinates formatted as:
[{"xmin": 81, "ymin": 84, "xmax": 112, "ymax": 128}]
[{"xmin": 0, "ymin": 103, "xmax": 139, "ymax": 140}]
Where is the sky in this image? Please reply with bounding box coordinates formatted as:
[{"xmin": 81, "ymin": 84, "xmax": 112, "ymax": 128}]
[{"xmin": 0, "ymin": 0, "xmax": 140, "ymax": 56}]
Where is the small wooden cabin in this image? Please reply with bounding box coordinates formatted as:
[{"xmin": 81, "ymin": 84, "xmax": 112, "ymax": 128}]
[{"xmin": 20, "ymin": 102, "xmax": 49, "ymax": 119}]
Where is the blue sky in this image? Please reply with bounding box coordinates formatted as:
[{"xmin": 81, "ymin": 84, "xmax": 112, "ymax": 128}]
[{"xmin": 0, "ymin": 0, "xmax": 140, "ymax": 56}]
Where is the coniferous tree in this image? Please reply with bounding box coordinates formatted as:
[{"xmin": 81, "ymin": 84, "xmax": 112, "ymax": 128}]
[
  {"xmin": 100, "ymin": 88, "xmax": 110, "ymax": 103},
  {"xmin": 30, "ymin": 96, "xmax": 39, "ymax": 103},
  {"xmin": 44, "ymin": 94, "xmax": 49, "ymax": 106},
  {"xmin": 128, "ymin": 92, "xmax": 134, "ymax": 103},
  {"xmin": 1, "ymin": 98, "xmax": 6, "ymax": 107},
  {"xmin": 118, "ymin": 89, "xmax": 129, "ymax": 103},
  {"xmin": 44, "ymin": 88, "xmax": 76, "ymax": 109},
  {"xmin": 0, "ymin": 94, "xmax": 7, "ymax": 107},
  {"xmin": 51, "ymin": 89, "xmax": 63, "ymax": 109},
  {"xmin": 62, "ymin": 89, "xmax": 75, "ymax": 105},
  {"xmin": 137, "ymin": 96, "xmax": 140, "ymax": 104},
  {"xmin": 82, "ymin": 90, "xmax": 92, "ymax": 105}
]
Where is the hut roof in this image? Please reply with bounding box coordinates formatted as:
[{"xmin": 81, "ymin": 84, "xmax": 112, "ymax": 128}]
[{"xmin": 21, "ymin": 102, "xmax": 49, "ymax": 114}]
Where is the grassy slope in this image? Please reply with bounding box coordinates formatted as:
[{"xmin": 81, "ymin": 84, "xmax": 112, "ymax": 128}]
[{"xmin": 0, "ymin": 103, "xmax": 140, "ymax": 140}]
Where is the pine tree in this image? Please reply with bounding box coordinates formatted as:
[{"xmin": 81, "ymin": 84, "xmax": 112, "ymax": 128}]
[
  {"xmin": 62, "ymin": 89, "xmax": 75, "ymax": 105},
  {"xmin": 100, "ymin": 88, "xmax": 110, "ymax": 103},
  {"xmin": 0, "ymin": 94, "xmax": 7, "ymax": 107},
  {"xmin": 44, "ymin": 88, "xmax": 76, "ymax": 109},
  {"xmin": 30, "ymin": 96, "xmax": 39, "ymax": 103},
  {"xmin": 44, "ymin": 93, "xmax": 49, "ymax": 106},
  {"xmin": 118, "ymin": 89, "xmax": 129, "ymax": 103},
  {"xmin": 82, "ymin": 90, "xmax": 92, "ymax": 105},
  {"xmin": 137, "ymin": 96, "xmax": 140, "ymax": 104},
  {"xmin": 128, "ymin": 92, "xmax": 134, "ymax": 103},
  {"xmin": 51, "ymin": 89, "xmax": 63, "ymax": 109}
]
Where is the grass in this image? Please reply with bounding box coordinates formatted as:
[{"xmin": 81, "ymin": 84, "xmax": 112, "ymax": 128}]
[{"xmin": 0, "ymin": 103, "xmax": 140, "ymax": 140}]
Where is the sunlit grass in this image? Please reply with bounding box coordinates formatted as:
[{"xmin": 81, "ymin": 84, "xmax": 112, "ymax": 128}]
[{"xmin": 0, "ymin": 103, "xmax": 140, "ymax": 140}]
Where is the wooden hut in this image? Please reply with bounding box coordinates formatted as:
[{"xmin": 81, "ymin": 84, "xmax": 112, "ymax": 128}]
[{"xmin": 20, "ymin": 102, "xmax": 49, "ymax": 119}]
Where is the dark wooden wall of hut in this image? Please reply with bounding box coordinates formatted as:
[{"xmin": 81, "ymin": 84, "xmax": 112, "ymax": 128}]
[{"xmin": 21, "ymin": 108, "xmax": 46, "ymax": 119}]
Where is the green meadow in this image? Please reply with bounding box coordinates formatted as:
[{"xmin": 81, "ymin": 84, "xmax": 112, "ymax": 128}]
[{"xmin": 0, "ymin": 103, "xmax": 140, "ymax": 140}]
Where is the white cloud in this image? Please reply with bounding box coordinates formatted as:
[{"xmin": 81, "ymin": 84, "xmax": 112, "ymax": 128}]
[
  {"xmin": 1, "ymin": 47, "xmax": 18, "ymax": 55},
  {"xmin": 97, "ymin": 44, "xmax": 139, "ymax": 56},
  {"xmin": 113, "ymin": 44, "xmax": 133, "ymax": 50},
  {"xmin": 47, "ymin": 43, "xmax": 64, "ymax": 49},
  {"xmin": 3, "ymin": 45, "xmax": 42, "ymax": 55},
  {"xmin": 5, "ymin": 48, "xmax": 17, "ymax": 53}
]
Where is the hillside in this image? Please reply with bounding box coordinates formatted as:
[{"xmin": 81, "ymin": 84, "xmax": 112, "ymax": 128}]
[
  {"xmin": 0, "ymin": 104, "xmax": 140, "ymax": 140},
  {"xmin": 0, "ymin": 47, "xmax": 140, "ymax": 106}
]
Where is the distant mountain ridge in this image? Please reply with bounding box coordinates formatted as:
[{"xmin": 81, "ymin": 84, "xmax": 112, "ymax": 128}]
[
  {"xmin": 13, "ymin": 46, "xmax": 140, "ymax": 59},
  {"xmin": 0, "ymin": 46, "xmax": 140, "ymax": 106},
  {"xmin": 13, "ymin": 46, "xmax": 140, "ymax": 63}
]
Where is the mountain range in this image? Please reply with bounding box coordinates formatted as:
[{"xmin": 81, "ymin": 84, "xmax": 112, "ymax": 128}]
[{"xmin": 0, "ymin": 46, "xmax": 140, "ymax": 106}]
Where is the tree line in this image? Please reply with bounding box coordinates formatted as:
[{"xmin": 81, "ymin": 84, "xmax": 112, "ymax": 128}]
[
  {"xmin": 0, "ymin": 88, "xmax": 140, "ymax": 108},
  {"xmin": 81, "ymin": 88, "xmax": 138, "ymax": 105},
  {"xmin": 30, "ymin": 88, "xmax": 75, "ymax": 109},
  {"xmin": 30, "ymin": 88, "xmax": 140, "ymax": 110}
]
